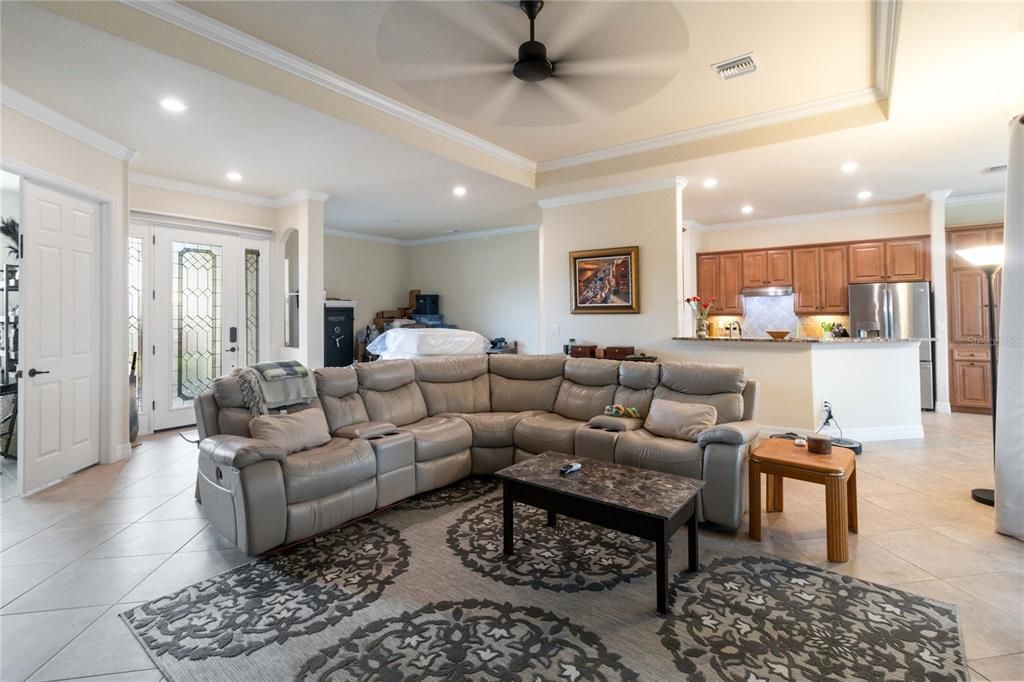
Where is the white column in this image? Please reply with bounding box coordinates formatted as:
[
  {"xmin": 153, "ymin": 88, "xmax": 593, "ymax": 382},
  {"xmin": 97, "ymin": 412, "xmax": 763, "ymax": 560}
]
[
  {"xmin": 926, "ymin": 189, "xmax": 952, "ymax": 413},
  {"xmin": 675, "ymin": 177, "xmax": 696, "ymax": 337},
  {"xmin": 275, "ymin": 191, "xmax": 328, "ymax": 368}
]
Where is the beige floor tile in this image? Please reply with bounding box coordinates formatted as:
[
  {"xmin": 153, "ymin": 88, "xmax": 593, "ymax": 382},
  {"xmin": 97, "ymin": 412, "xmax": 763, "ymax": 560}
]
[
  {"xmin": 82, "ymin": 518, "xmax": 208, "ymax": 559},
  {"xmin": 1, "ymin": 562, "xmax": 70, "ymax": 607},
  {"xmin": 27, "ymin": 605, "xmax": 156, "ymax": 681},
  {"xmin": 892, "ymin": 579, "xmax": 1024, "ymax": 660},
  {"xmin": 947, "ymin": 572, "xmax": 1024, "ymax": 619},
  {"xmin": 933, "ymin": 522, "xmax": 1024, "ymax": 571},
  {"xmin": 2, "ymin": 554, "xmax": 169, "ymax": 614},
  {"xmin": 969, "ymin": 665, "xmax": 991, "ymax": 680},
  {"xmin": 0, "ymin": 525, "xmax": 128, "ymax": 566},
  {"xmin": 59, "ymin": 672, "xmax": 163, "ymax": 682},
  {"xmin": 177, "ymin": 524, "xmax": 235, "ymax": 553},
  {"xmin": 107, "ymin": 475, "xmax": 195, "ymax": 499},
  {"xmin": 968, "ymin": 653, "xmax": 1024, "ymax": 682},
  {"xmin": 871, "ymin": 528, "xmax": 1017, "ymax": 578},
  {"xmin": 0, "ymin": 606, "xmax": 107, "ymax": 682},
  {"xmin": 120, "ymin": 548, "xmax": 250, "ymax": 603},
  {"xmin": 0, "ymin": 529, "xmax": 36, "ymax": 551},
  {"xmin": 865, "ymin": 492, "xmax": 996, "ymax": 528},
  {"xmin": 49, "ymin": 496, "xmax": 174, "ymax": 529},
  {"xmin": 136, "ymin": 488, "xmax": 204, "ymax": 522},
  {"xmin": 792, "ymin": 536, "xmax": 933, "ymax": 585}
]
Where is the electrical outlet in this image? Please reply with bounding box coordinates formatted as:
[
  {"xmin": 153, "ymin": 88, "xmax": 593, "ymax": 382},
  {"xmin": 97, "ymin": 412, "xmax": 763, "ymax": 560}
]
[{"xmin": 550, "ymin": 324, "xmax": 560, "ymax": 335}]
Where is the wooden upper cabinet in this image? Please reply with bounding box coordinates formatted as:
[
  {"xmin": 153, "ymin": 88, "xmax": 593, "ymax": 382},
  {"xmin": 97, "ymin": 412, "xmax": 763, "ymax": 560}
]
[
  {"xmin": 951, "ymin": 270, "xmax": 987, "ymax": 342},
  {"xmin": 766, "ymin": 249, "xmax": 793, "ymax": 285},
  {"xmin": 819, "ymin": 245, "xmax": 849, "ymax": 313},
  {"xmin": 848, "ymin": 241, "xmax": 887, "ymax": 282},
  {"xmin": 791, "ymin": 247, "xmax": 821, "ymax": 314},
  {"xmin": 697, "ymin": 254, "xmax": 719, "ymax": 304},
  {"xmin": 718, "ymin": 253, "xmax": 744, "ymax": 315},
  {"xmin": 885, "ymin": 238, "xmax": 929, "ymax": 281},
  {"xmin": 742, "ymin": 251, "xmax": 768, "ymax": 288}
]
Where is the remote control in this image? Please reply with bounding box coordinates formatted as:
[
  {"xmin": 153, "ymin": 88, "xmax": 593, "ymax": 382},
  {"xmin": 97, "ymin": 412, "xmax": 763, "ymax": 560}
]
[{"xmin": 559, "ymin": 463, "xmax": 582, "ymax": 476}]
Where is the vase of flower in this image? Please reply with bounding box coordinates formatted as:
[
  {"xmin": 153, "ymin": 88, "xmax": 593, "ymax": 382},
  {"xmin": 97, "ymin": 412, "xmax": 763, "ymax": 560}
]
[{"xmin": 685, "ymin": 296, "xmax": 716, "ymax": 339}]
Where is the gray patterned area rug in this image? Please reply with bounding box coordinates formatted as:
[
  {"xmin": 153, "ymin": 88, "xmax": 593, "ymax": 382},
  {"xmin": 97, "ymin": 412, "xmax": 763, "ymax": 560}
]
[{"xmin": 121, "ymin": 478, "xmax": 968, "ymax": 681}]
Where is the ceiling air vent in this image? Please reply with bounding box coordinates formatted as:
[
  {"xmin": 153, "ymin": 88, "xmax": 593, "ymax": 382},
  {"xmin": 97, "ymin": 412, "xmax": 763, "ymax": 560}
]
[
  {"xmin": 712, "ymin": 52, "xmax": 758, "ymax": 80},
  {"xmin": 981, "ymin": 164, "xmax": 1007, "ymax": 174}
]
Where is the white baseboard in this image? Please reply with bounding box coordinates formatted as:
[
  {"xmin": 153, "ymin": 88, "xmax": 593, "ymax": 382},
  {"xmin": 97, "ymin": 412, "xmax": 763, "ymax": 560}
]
[
  {"xmin": 104, "ymin": 441, "xmax": 133, "ymax": 464},
  {"xmin": 758, "ymin": 423, "xmax": 925, "ymax": 442},
  {"xmin": 935, "ymin": 401, "xmax": 952, "ymax": 414}
]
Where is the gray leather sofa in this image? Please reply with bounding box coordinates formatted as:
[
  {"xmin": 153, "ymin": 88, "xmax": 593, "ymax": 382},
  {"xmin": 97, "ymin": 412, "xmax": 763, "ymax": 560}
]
[{"xmin": 194, "ymin": 356, "xmax": 760, "ymax": 555}]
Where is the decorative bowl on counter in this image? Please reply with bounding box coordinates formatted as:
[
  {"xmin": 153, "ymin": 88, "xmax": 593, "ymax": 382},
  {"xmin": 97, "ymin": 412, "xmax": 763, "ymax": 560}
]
[{"xmin": 766, "ymin": 330, "xmax": 790, "ymax": 340}]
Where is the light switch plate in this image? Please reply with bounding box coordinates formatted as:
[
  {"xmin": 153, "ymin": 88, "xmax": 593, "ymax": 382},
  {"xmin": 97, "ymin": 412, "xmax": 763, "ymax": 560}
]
[{"xmin": 550, "ymin": 324, "xmax": 560, "ymax": 335}]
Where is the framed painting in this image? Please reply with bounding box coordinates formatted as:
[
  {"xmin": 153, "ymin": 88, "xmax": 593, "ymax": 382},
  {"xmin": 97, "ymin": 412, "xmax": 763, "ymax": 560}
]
[{"xmin": 569, "ymin": 246, "xmax": 640, "ymax": 314}]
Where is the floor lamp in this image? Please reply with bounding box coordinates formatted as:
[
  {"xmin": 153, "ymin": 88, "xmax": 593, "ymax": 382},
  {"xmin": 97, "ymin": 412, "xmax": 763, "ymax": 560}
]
[{"xmin": 955, "ymin": 244, "xmax": 1005, "ymax": 507}]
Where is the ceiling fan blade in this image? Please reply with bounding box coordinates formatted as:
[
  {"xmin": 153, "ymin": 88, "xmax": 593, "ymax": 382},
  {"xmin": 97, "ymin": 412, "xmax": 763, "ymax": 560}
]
[
  {"xmin": 474, "ymin": 77, "xmax": 526, "ymax": 122},
  {"xmin": 555, "ymin": 53, "xmax": 679, "ymax": 79},
  {"xmin": 377, "ymin": 2, "xmax": 518, "ymax": 68},
  {"xmin": 533, "ymin": 79, "xmax": 605, "ymax": 122},
  {"xmin": 392, "ymin": 62, "xmax": 509, "ymax": 83},
  {"xmin": 539, "ymin": 2, "xmax": 620, "ymax": 60},
  {"xmin": 395, "ymin": 71, "xmax": 512, "ymax": 120}
]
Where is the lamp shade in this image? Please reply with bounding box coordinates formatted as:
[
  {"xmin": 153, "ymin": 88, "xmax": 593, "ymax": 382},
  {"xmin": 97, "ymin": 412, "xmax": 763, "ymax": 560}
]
[{"xmin": 955, "ymin": 244, "xmax": 1005, "ymax": 267}]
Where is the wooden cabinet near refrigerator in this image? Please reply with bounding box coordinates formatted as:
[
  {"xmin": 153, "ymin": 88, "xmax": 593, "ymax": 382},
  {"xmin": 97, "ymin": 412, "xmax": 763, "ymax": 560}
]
[
  {"xmin": 947, "ymin": 224, "xmax": 1002, "ymax": 413},
  {"xmin": 849, "ymin": 237, "xmax": 930, "ymax": 283}
]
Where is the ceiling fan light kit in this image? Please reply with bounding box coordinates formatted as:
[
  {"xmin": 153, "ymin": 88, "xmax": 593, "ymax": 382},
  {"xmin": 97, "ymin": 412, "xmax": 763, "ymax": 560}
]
[{"xmin": 513, "ymin": 0, "xmax": 554, "ymax": 82}]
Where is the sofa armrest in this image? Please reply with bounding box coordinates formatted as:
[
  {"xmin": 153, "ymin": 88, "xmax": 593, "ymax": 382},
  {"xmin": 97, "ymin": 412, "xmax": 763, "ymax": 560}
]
[
  {"xmin": 199, "ymin": 435, "xmax": 286, "ymax": 469},
  {"xmin": 334, "ymin": 421, "xmax": 399, "ymax": 439},
  {"xmin": 586, "ymin": 415, "xmax": 644, "ymax": 432},
  {"xmin": 697, "ymin": 420, "xmax": 761, "ymax": 448}
]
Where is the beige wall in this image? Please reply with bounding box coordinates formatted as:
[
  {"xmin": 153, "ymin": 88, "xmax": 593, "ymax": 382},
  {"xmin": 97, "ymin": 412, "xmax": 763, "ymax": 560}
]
[
  {"xmin": 946, "ymin": 198, "xmax": 1004, "ymax": 227},
  {"xmin": 540, "ymin": 188, "xmax": 679, "ymax": 353},
  {"xmin": 130, "ymin": 183, "xmax": 277, "ymax": 230},
  {"xmin": 697, "ymin": 206, "xmax": 931, "ymax": 252},
  {"xmin": 323, "ymin": 234, "xmax": 409, "ymax": 333},
  {"xmin": 405, "ymin": 230, "xmax": 540, "ymax": 353}
]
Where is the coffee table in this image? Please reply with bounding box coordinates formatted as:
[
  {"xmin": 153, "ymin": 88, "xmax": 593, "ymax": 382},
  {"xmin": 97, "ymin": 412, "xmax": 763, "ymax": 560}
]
[{"xmin": 495, "ymin": 452, "xmax": 703, "ymax": 614}]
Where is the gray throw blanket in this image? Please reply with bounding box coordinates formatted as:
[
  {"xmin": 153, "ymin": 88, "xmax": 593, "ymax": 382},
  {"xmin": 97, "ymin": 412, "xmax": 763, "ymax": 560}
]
[{"xmin": 234, "ymin": 362, "xmax": 317, "ymax": 417}]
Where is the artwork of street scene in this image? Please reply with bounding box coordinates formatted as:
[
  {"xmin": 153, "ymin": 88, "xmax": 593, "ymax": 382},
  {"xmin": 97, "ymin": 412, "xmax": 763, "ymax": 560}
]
[{"xmin": 575, "ymin": 255, "xmax": 633, "ymax": 306}]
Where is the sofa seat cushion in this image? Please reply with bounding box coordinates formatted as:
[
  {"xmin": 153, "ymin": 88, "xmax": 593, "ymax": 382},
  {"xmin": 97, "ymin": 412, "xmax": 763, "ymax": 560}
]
[
  {"xmin": 614, "ymin": 429, "xmax": 703, "ymax": 479},
  {"xmin": 281, "ymin": 437, "xmax": 376, "ymax": 504},
  {"xmin": 514, "ymin": 413, "xmax": 585, "ymax": 455},
  {"xmin": 456, "ymin": 411, "xmax": 541, "ymax": 448},
  {"xmin": 400, "ymin": 416, "xmax": 473, "ymax": 462}
]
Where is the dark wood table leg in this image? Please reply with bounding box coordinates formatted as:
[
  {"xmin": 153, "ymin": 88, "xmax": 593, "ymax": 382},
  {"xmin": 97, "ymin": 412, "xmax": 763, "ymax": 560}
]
[
  {"xmin": 687, "ymin": 507, "xmax": 699, "ymax": 572},
  {"xmin": 547, "ymin": 509, "xmax": 557, "ymax": 528},
  {"xmin": 656, "ymin": 527, "xmax": 669, "ymax": 614},
  {"xmin": 503, "ymin": 483, "xmax": 514, "ymax": 555}
]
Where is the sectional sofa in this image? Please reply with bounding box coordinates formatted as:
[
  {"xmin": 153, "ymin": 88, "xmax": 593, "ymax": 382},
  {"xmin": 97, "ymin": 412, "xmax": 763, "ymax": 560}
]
[{"xmin": 194, "ymin": 355, "xmax": 760, "ymax": 555}]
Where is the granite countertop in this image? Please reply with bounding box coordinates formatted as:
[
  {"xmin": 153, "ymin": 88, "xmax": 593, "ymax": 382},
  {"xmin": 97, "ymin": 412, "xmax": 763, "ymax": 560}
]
[
  {"xmin": 495, "ymin": 452, "xmax": 703, "ymax": 519},
  {"xmin": 672, "ymin": 336, "xmax": 934, "ymax": 344}
]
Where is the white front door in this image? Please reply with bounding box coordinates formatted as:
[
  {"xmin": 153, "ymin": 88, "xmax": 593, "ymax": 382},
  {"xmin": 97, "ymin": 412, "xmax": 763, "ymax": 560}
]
[
  {"xmin": 150, "ymin": 226, "xmax": 268, "ymax": 430},
  {"xmin": 20, "ymin": 182, "xmax": 101, "ymax": 491}
]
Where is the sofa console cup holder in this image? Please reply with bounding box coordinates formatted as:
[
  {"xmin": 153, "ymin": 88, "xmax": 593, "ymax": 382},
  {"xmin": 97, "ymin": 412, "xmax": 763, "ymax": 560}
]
[{"xmin": 366, "ymin": 431, "xmax": 401, "ymax": 440}]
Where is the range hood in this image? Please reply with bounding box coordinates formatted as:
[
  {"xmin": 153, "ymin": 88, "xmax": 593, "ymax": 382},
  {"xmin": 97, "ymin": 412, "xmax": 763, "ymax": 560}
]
[{"xmin": 741, "ymin": 286, "xmax": 794, "ymax": 297}]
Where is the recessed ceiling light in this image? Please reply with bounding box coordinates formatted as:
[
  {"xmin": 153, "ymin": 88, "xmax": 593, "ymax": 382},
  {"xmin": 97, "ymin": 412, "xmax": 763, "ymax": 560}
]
[
  {"xmin": 160, "ymin": 97, "xmax": 188, "ymax": 113},
  {"xmin": 741, "ymin": 205, "xmax": 754, "ymax": 215},
  {"xmin": 703, "ymin": 177, "xmax": 718, "ymax": 189},
  {"xmin": 452, "ymin": 185, "xmax": 467, "ymax": 197},
  {"xmin": 840, "ymin": 161, "xmax": 859, "ymax": 174},
  {"xmin": 857, "ymin": 190, "xmax": 872, "ymax": 200},
  {"xmin": 226, "ymin": 171, "xmax": 243, "ymax": 183}
]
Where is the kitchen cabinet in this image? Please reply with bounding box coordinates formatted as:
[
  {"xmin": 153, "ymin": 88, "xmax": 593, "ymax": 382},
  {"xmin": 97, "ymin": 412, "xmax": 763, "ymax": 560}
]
[
  {"xmin": 952, "ymin": 355, "xmax": 992, "ymax": 410},
  {"xmin": 742, "ymin": 249, "xmax": 792, "ymax": 288},
  {"xmin": 697, "ymin": 253, "xmax": 743, "ymax": 315},
  {"xmin": 792, "ymin": 245, "xmax": 848, "ymax": 314},
  {"xmin": 849, "ymin": 237, "xmax": 929, "ymax": 282}
]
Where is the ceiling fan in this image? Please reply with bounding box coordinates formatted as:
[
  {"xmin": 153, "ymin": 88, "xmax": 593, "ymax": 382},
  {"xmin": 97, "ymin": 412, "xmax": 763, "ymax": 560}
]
[{"xmin": 512, "ymin": 1, "xmax": 554, "ymax": 82}]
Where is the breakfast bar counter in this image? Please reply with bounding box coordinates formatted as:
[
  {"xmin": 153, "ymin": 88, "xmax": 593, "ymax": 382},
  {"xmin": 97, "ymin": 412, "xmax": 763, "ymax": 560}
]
[{"xmin": 661, "ymin": 337, "xmax": 928, "ymax": 441}]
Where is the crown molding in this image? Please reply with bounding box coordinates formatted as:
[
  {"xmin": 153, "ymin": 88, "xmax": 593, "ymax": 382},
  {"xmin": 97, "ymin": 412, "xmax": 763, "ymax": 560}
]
[
  {"xmin": 538, "ymin": 178, "xmax": 679, "ymax": 209},
  {"xmin": 701, "ymin": 199, "xmax": 927, "ymax": 232},
  {"xmin": 2, "ymin": 85, "xmax": 138, "ymax": 162},
  {"xmin": 325, "ymin": 223, "xmax": 540, "ymax": 246},
  {"xmin": 271, "ymin": 189, "xmax": 330, "ymax": 206},
  {"xmin": 946, "ymin": 191, "xmax": 1005, "ymax": 207},
  {"xmin": 680, "ymin": 219, "xmax": 703, "ymax": 232},
  {"xmin": 873, "ymin": 0, "xmax": 902, "ymax": 98},
  {"xmin": 121, "ymin": 0, "xmax": 536, "ymax": 174},
  {"xmin": 924, "ymin": 189, "xmax": 953, "ymax": 203},
  {"xmin": 131, "ymin": 172, "xmax": 276, "ymax": 206}
]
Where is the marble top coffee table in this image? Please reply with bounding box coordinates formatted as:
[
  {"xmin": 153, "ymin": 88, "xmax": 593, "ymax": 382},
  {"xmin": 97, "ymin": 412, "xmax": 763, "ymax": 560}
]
[{"xmin": 495, "ymin": 452, "xmax": 704, "ymax": 614}]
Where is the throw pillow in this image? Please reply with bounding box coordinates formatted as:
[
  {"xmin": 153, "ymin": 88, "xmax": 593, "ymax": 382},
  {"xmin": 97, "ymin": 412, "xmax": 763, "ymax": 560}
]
[
  {"xmin": 250, "ymin": 408, "xmax": 332, "ymax": 454},
  {"xmin": 644, "ymin": 399, "xmax": 717, "ymax": 442}
]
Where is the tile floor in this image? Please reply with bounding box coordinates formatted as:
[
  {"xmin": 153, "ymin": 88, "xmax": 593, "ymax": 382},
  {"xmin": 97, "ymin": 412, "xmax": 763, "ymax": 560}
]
[{"xmin": 1, "ymin": 412, "xmax": 1021, "ymax": 681}]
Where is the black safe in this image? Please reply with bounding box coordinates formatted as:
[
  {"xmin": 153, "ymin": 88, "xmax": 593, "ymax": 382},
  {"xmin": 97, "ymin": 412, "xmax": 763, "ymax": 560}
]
[{"xmin": 324, "ymin": 305, "xmax": 354, "ymax": 367}]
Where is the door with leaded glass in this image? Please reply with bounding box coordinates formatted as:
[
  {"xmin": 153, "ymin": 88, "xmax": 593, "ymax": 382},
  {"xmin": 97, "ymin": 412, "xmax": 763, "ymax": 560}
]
[{"xmin": 148, "ymin": 226, "xmax": 268, "ymax": 431}]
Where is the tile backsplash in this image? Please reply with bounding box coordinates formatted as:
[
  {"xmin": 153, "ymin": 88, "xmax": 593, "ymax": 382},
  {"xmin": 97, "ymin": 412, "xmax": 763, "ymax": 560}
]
[{"xmin": 710, "ymin": 295, "xmax": 849, "ymax": 339}]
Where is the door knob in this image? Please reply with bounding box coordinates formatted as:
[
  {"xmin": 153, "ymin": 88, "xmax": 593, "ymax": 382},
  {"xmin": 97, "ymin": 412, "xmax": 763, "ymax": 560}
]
[
  {"xmin": 226, "ymin": 347, "xmax": 237, "ymax": 353},
  {"xmin": 27, "ymin": 368, "xmax": 50, "ymax": 377}
]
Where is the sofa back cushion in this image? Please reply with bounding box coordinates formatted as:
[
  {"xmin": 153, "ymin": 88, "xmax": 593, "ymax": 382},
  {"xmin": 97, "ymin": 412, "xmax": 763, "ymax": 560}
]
[
  {"xmin": 488, "ymin": 354, "xmax": 566, "ymax": 412},
  {"xmin": 211, "ymin": 375, "xmax": 252, "ymax": 437},
  {"xmin": 414, "ymin": 355, "xmax": 491, "ymax": 415},
  {"xmin": 250, "ymin": 408, "xmax": 332, "ymax": 454},
  {"xmin": 644, "ymin": 399, "xmax": 717, "ymax": 442},
  {"xmin": 554, "ymin": 358, "xmax": 619, "ymax": 421},
  {"xmin": 315, "ymin": 367, "xmax": 371, "ymax": 432},
  {"xmin": 655, "ymin": 361, "xmax": 747, "ymax": 424},
  {"xmin": 614, "ymin": 361, "xmax": 661, "ymax": 416},
  {"xmin": 356, "ymin": 360, "xmax": 428, "ymax": 426}
]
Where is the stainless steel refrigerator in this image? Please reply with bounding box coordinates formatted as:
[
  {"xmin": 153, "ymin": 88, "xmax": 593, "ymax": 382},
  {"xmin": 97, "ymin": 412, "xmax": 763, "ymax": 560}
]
[{"xmin": 848, "ymin": 282, "xmax": 935, "ymax": 410}]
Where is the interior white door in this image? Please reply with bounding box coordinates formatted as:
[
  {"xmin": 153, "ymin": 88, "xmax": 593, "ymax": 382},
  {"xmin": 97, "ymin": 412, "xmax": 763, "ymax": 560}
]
[
  {"xmin": 151, "ymin": 228, "xmax": 240, "ymax": 430},
  {"xmin": 20, "ymin": 182, "xmax": 101, "ymax": 491}
]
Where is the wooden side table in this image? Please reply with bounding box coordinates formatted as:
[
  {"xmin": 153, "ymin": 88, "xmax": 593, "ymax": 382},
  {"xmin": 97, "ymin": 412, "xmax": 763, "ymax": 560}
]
[{"xmin": 748, "ymin": 438, "xmax": 858, "ymax": 562}]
